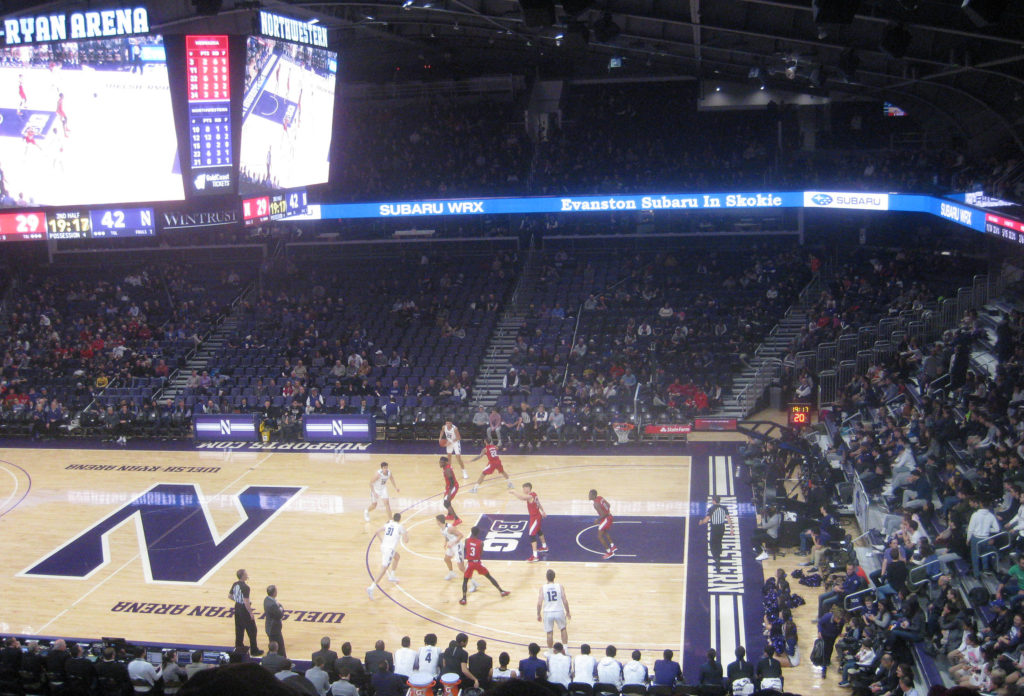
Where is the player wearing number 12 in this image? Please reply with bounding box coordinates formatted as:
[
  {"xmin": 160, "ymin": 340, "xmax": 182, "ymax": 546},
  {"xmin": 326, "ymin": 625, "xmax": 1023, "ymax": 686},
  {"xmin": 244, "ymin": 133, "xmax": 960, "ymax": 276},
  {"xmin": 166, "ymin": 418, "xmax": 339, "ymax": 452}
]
[
  {"xmin": 510, "ymin": 483, "xmax": 548, "ymax": 562},
  {"xmin": 459, "ymin": 526, "xmax": 511, "ymax": 605},
  {"xmin": 538, "ymin": 569, "xmax": 571, "ymax": 649},
  {"xmin": 367, "ymin": 513, "xmax": 407, "ymax": 599}
]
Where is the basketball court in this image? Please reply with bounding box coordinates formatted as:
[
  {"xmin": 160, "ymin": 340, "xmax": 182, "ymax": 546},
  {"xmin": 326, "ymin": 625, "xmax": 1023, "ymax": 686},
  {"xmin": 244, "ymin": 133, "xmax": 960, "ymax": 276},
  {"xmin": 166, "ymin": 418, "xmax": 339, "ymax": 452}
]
[{"xmin": 0, "ymin": 435, "xmax": 830, "ymax": 692}]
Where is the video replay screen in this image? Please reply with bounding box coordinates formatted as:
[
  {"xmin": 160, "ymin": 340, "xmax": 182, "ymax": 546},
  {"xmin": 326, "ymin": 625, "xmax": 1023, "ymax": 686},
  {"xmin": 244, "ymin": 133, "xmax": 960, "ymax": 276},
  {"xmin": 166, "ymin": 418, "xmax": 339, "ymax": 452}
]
[
  {"xmin": 0, "ymin": 36, "xmax": 183, "ymax": 207},
  {"xmin": 239, "ymin": 35, "xmax": 337, "ymax": 194}
]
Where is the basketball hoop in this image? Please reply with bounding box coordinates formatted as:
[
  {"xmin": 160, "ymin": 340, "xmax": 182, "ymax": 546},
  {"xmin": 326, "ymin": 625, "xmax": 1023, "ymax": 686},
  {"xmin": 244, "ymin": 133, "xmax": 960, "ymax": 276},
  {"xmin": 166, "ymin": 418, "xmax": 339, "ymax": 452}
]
[{"xmin": 611, "ymin": 422, "xmax": 634, "ymax": 444}]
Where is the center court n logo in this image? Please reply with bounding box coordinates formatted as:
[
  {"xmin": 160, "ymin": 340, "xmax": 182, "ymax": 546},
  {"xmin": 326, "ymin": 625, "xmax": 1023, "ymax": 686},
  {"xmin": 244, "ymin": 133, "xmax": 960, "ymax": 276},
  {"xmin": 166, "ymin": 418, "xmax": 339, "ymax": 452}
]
[{"xmin": 21, "ymin": 483, "xmax": 302, "ymax": 584}]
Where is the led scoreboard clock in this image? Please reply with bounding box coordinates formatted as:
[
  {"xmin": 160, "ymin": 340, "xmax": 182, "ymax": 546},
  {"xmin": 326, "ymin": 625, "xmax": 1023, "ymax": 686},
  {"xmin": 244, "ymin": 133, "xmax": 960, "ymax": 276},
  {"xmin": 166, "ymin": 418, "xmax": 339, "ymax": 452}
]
[
  {"xmin": 242, "ymin": 189, "xmax": 308, "ymax": 226},
  {"xmin": 0, "ymin": 207, "xmax": 155, "ymax": 241},
  {"xmin": 185, "ymin": 35, "xmax": 233, "ymax": 194},
  {"xmin": 788, "ymin": 403, "xmax": 812, "ymax": 429}
]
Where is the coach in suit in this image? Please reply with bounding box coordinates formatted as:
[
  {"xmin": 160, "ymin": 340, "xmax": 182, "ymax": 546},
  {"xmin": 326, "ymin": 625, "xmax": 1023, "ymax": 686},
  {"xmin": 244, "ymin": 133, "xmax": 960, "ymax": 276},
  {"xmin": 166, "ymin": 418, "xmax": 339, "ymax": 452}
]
[
  {"xmin": 312, "ymin": 638, "xmax": 339, "ymax": 681},
  {"xmin": 261, "ymin": 643, "xmax": 290, "ymax": 675},
  {"xmin": 364, "ymin": 640, "xmax": 394, "ymax": 675},
  {"xmin": 264, "ymin": 585, "xmax": 286, "ymax": 658},
  {"xmin": 335, "ymin": 643, "xmax": 367, "ymax": 691}
]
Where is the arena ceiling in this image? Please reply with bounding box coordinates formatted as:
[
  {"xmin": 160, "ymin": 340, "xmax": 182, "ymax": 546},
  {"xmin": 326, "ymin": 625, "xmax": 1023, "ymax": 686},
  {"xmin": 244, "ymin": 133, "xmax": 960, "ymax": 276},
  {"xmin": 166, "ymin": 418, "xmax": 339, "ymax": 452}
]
[{"xmin": 5, "ymin": 0, "xmax": 1024, "ymax": 153}]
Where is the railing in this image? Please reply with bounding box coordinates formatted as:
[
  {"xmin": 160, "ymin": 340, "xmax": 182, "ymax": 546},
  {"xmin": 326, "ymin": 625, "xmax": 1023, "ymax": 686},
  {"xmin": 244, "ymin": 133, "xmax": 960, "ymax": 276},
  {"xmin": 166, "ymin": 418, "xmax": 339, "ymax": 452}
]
[
  {"xmin": 732, "ymin": 358, "xmax": 782, "ymax": 414},
  {"xmin": 151, "ymin": 280, "xmax": 256, "ymax": 404},
  {"xmin": 815, "ymin": 273, "xmax": 1006, "ymax": 408},
  {"xmin": 562, "ymin": 273, "xmax": 633, "ymax": 389},
  {"xmin": 978, "ymin": 530, "xmax": 1013, "ymax": 569}
]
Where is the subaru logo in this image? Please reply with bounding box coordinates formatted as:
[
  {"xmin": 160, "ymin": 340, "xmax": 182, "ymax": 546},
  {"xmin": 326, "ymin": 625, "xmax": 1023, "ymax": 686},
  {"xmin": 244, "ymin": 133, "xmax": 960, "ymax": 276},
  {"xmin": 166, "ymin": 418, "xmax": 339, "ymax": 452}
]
[{"xmin": 811, "ymin": 194, "xmax": 833, "ymax": 206}]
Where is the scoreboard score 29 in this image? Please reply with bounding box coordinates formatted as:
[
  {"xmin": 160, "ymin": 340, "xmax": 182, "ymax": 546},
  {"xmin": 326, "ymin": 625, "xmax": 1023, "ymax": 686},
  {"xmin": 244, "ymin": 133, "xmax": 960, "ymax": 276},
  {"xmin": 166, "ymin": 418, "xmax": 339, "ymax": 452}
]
[
  {"xmin": 788, "ymin": 403, "xmax": 812, "ymax": 429},
  {"xmin": 241, "ymin": 189, "xmax": 308, "ymax": 226}
]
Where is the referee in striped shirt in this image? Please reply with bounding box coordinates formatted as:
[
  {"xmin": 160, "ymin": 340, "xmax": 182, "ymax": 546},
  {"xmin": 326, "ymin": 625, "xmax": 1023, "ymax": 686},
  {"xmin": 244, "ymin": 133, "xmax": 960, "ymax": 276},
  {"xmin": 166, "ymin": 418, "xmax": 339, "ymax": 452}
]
[{"xmin": 699, "ymin": 495, "xmax": 734, "ymax": 571}]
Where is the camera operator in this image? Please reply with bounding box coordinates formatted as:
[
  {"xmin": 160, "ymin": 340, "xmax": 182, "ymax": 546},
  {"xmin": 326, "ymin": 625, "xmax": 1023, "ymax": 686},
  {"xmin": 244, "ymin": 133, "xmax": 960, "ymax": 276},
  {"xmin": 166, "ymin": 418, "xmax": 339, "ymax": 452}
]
[{"xmin": 753, "ymin": 506, "xmax": 782, "ymax": 561}]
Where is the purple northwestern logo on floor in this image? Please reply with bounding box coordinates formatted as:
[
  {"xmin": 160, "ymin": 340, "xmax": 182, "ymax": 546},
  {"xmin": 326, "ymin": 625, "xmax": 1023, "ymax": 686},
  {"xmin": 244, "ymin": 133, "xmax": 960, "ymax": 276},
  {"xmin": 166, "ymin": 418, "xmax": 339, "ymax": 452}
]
[
  {"xmin": 477, "ymin": 513, "xmax": 684, "ymax": 563},
  {"xmin": 21, "ymin": 483, "xmax": 302, "ymax": 583}
]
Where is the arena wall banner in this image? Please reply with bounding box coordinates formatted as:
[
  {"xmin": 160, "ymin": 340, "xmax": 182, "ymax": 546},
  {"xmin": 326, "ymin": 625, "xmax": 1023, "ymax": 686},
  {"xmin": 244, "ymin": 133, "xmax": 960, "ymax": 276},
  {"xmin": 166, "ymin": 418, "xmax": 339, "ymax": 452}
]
[
  {"xmin": 304, "ymin": 190, "xmax": 1010, "ymax": 236},
  {"xmin": 193, "ymin": 414, "xmax": 259, "ymax": 442},
  {"xmin": 643, "ymin": 424, "xmax": 692, "ymax": 435},
  {"xmin": 303, "ymin": 414, "xmax": 376, "ymax": 443}
]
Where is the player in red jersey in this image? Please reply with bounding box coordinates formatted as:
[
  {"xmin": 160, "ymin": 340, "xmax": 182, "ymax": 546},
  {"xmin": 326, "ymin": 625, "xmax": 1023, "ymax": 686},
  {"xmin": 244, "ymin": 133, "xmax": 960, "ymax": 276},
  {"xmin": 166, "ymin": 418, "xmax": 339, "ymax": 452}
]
[
  {"xmin": 469, "ymin": 437, "xmax": 512, "ymax": 493},
  {"xmin": 459, "ymin": 525, "xmax": 510, "ymax": 605},
  {"xmin": 510, "ymin": 482, "xmax": 548, "ymax": 562},
  {"xmin": 589, "ymin": 489, "xmax": 617, "ymax": 559},
  {"xmin": 17, "ymin": 74, "xmax": 26, "ymax": 115},
  {"xmin": 23, "ymin": 127, "xmax": 42, "ymax": 156},
  {"xmin": 440, "ymin": 456, "xmax": 462, "ymax": 525},
  {"xmin": 56, "ymin": 92, "xmax": 69, "ymax": 137}
]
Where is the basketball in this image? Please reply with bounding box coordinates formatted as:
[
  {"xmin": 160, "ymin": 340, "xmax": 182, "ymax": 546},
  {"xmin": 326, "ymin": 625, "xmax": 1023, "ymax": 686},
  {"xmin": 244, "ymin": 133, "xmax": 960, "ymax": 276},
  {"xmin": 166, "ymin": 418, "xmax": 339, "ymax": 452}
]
[{"xmin": 439, "ymin": 438, "xmax": 448, "ymax": 447}]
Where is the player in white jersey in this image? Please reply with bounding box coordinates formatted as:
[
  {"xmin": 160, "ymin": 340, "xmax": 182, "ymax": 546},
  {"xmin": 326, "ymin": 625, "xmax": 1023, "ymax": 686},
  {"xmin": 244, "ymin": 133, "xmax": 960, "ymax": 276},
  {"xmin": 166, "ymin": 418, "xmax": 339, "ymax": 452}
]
[
  {"xmin": 537, "ymin": 569, "xmax": 571, "ymax": 649},
  {"xmin": 435, "ymin": 514, "xmax": 478, "ymax": 592},
  {"xmin": 417, "ymin": 634, "xmax": 441, "ymax": 677},
  {"xmin": 439, "ymin": 418, "xmax": 468, "ymax": 479},
  {"xmin": 367, "ymin": 513, "xmax": 407, "ymax": 599},
  {"xmin": 364, "ymin": 461, "xmax": 399, "ymax": 521},
  {"xmin": 546, "ymin": 643, "xmax": 572, "ymax": 688},
  {"xmin": 573, "ymin": 644, "xmax": 597, "ymax": 685}
]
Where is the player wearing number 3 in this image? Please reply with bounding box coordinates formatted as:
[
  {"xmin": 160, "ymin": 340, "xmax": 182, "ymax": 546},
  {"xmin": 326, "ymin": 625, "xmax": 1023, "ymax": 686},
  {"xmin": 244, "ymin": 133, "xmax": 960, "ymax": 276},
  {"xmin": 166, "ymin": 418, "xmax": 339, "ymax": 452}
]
[
  {"xmin": 440, "ymin": 418, "xmax": 469, "ymax": 479},
  {"xmin": 367, "ymin": 513, "xmax": 407, "ymax": 599},
  {"xmin": 538, "ymin": 569, "xmax": 570, "ymax": 649}
]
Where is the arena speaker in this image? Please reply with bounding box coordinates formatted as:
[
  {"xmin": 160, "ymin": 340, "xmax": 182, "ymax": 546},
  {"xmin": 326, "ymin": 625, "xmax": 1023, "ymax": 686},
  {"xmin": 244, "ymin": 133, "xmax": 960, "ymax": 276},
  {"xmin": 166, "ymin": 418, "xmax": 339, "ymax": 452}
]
[
  {"xmin": 561, "ymin": 0, "xmax": 594, "ymax": 17},
  {"xmin": 961, "ymin": 0, "xmax": 1008, "ymax": 26},
  {"xmin": 519, "ymin": 0, "xmax": 556, "ymax": 27},
  {"xmin": 879, "ymin": 23, "xmax": 911, "ymax": 58},
  {"xmin": 192, "ymin": 0, "xmax": 223, "ymax": 16},
  {"xmin": 812, "ymin": 0, "xmax": 860, "ymax": 24}
]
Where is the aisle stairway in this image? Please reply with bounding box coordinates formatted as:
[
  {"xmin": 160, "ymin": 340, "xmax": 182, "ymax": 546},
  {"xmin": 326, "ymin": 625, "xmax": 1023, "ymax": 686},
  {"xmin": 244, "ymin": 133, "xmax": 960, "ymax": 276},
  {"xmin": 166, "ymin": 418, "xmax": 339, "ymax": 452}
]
[
  {"xmin": 156, "ymin": 286, "xmax": 254, "ymax": 405},
  {"xmin": 471, "ymin": 251, "xmax": 543, "ymax": 408},
  {"xmin": 715, "ymin": 307, "xmax": 808, "ymax": 420}
]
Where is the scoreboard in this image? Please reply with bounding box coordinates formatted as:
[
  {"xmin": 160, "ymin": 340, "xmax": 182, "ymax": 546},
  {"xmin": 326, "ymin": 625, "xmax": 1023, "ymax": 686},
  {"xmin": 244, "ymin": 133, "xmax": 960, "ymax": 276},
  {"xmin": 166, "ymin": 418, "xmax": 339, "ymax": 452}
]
[
  {"xmin": 986, "ymin": 213, "xmax": 1024, "ymax": 245},
  {"xmin": 0, "ymin": 207, "xmax": 155, "ymax": 242},
  {"xmin": 788, "ymin": 403, "xmax": 811, "ymax": 429},
  {"xmin": 241, "ymin": 189, "xmax": 308, "ymax": 226},
  {"xmin": 185, "ymin": 35, "xmax": 234, "ymax": 195}
]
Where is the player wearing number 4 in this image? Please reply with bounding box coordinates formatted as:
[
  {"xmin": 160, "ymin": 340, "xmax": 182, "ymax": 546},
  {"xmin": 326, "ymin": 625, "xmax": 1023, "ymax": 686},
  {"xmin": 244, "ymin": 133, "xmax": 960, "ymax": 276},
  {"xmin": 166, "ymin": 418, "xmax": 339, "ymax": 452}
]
[
  {"xmin": 364, "ymin": 462, "xmax": 399, "ymax": 521},
  {"xmin": 510, "ymin": 483, "xmax": 548, "ymax": 562},
  {"xmin": 460, "ymin": 526, "xmax": 510, "ymax": 605},
  {"xmin": 440, "ymin": 418, "xmax": 469, "ymax": 479},
  {"xmin": 367, "ymin": 513, "xmax": 407, "ymax": 599},
  {"xmin": 589, "ymin": 489, "xmax": 617, "ymax": 559},
  {"xmin": 538, "ymin": 569, "xmax": 570, "ymax": 649},
  {"xmin": 436, "ymin": 514, "xmax": 477, "ymax": 593},
  {"xmin": 469, "ymin": 438, "xmax": 513, "ymax": 493}
]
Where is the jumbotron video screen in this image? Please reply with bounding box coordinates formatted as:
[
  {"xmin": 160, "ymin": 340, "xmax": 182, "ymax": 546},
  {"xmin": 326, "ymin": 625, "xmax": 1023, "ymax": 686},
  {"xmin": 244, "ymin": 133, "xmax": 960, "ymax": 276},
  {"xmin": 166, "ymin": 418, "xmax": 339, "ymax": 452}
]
[
  {"xmin": 0, "ymin": 36, "xmax": 184, "ymax": 207},
  {"xmin": 239, "ymin": 36, "xmax": 337, "ymax": 193}
]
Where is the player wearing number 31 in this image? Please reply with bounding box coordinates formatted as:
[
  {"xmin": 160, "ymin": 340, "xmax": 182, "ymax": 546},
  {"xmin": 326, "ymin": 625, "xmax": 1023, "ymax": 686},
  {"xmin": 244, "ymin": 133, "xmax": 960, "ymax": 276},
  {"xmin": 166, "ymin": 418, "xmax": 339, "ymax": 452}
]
[
  {"xmin": 367, "ymin": 513, "xmax": 407, "ymax": 599},
  {"xmin": 538, "ymin": 569, "xmax": 571, "ymax": 649}
]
